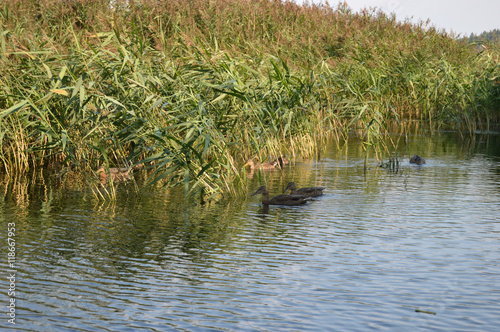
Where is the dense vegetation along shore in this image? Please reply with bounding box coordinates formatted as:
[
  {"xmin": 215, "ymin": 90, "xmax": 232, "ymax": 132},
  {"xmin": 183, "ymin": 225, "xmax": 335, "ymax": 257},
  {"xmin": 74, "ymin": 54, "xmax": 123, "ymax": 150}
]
[{"xmin": 0, "ymin": 0, "xmax": 499, "ymax": 198}]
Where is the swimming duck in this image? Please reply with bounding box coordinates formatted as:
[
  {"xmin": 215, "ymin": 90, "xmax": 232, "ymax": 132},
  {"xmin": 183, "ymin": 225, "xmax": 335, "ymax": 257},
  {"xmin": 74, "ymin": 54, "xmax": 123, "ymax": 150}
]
[
  {"xmin": 97, "ymin": 165, "xmax": 142, "ymax": 184},
  {"xmin": 244, "ymin": 159, "xmax": 278, "ymax": 170},
  {"xmin": 251, "ymin": 186, "xmax": 308, "ymax": 206},
  {"xmin": 283, "ymin": 182, "xmax": 325, "ymax": 197},
  {"xmin": 275, "ymin": 156, "xmax": 290, "ymax": 168},
  {"xmin": 409, "ymin": 155, "xmax": 426, "ymax": 165}
]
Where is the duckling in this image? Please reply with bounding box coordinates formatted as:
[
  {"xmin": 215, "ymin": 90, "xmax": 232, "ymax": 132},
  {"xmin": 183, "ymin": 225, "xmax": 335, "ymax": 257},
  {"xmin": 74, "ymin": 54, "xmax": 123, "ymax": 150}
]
[
  {"xmin": 409, "ymin": 155, "xmax": 426, "ymax": 165},
  {"xmin": 244, "ymin": 159, "xmax": 278, "ymax": 170},
  {"xmin": 275, "ymin": 156, "xmax": 290, "ymax": 168},
  {"xmin": 283, "ymin": 182, "xmax": 325, "ymax": 197},
  {"xmin": 251, "ymin": 186, "xmax": 308, "ymax": 206},
  {"xmin": 97, "ymin": 166, "xmax": 133, "ymax": 184}
]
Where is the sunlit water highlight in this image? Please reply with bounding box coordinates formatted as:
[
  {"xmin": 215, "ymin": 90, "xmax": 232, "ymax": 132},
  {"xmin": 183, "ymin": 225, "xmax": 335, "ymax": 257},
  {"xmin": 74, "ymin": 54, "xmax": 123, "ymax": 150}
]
[{"xmin": 1, "ymin": 132, "xmax": 499, "ymax": 331}]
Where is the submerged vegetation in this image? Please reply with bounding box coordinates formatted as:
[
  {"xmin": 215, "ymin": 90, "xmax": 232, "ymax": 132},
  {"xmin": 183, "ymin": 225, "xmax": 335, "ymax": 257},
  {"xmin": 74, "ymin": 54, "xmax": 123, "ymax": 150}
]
[{"xmin": 0, "ymin": 0, "xmax": 499, "ymax": 198}]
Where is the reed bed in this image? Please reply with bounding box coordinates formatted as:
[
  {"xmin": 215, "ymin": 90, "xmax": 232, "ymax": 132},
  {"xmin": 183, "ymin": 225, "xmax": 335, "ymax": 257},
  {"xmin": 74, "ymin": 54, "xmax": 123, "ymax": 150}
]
[{"xmin": 0, "ymin": 0, "xmax": 498, "ymax": 199}]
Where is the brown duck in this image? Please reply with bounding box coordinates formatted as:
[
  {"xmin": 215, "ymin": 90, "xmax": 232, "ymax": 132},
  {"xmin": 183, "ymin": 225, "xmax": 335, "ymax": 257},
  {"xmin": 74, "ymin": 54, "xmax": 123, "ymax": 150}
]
[
  {"xmin": 244, "ymin": 159, "xmax": 278, "ymax": 170},
  {"xmin": 283, "ymin": 182, "xmax": 325, "ymax": 197},
  {"xmin": 275, "ymin": 156, "xmax": 290, "ymax": 168},
  {"xmin": 409, "ymin": 155, "xmax": 426, "ymax": 165},
  {"xmin": 97, "ymin": 164, "xmax": 143, "ymax": 184},
  {"xmin": 251, "ymin": 186, "xmax": 308, "ymax": 206}
]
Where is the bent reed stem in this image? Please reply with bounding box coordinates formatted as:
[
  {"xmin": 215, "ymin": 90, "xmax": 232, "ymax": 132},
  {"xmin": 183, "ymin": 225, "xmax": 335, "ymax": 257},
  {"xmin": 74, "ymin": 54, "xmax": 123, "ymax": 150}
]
[{"xmin": 0, "ymin": 0, "xmax": 498, "ymax": 199}]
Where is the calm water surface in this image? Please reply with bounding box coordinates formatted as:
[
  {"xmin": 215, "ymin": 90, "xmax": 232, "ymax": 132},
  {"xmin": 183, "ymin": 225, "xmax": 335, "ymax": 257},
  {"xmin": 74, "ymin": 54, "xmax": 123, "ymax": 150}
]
[{"xmin": 1, "ymin": 132, "xmax": 500, "ymax": 331}]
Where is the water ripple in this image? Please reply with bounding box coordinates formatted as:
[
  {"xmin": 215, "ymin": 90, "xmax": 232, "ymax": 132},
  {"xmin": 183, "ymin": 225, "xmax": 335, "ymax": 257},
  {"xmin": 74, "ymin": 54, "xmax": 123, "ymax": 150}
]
[{"xmin": 3, "ymin": 138, "xmax": 500, "ymax": 331}]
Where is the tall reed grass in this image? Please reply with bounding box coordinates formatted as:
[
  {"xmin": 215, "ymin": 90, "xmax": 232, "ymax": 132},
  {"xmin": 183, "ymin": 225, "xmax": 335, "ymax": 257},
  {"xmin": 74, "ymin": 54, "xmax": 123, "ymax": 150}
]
[{"xmin": 0, "ymin": 0, "xmax": 498, "ymax": 198}]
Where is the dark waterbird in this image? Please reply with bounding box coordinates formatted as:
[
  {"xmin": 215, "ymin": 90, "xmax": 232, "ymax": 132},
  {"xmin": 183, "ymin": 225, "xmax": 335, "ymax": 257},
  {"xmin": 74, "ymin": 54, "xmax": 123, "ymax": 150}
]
[
  {"xmin": 251, "ymin": 186, "xmax": 308, "ymax": 206},
  {"xmin": 409, "ymin": 155, "xmax": 426, "ymax": 165},
  {"xmin": 283, "ymin": 182, "xmax": 325, "ymax": 197}
]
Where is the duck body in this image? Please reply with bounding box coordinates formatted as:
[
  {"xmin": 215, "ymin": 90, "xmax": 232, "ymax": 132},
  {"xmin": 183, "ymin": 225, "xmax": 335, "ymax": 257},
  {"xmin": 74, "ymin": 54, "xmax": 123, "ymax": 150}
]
[
  {"xmin": 409, "ymin": 155, "xmax": 426, "ymax": 165},
  {"xmin": 244, "ymin": 159, "xmax": 278, "ymax": 170},
  {"xmin": 97, "ymin": 166, "xmax": 133, "ymax": 184},
  {"xmin": 251, "ymin": 186, "xmax": 307, "ymax": 206},
  {"xmin": 283, "ymin": 182, "xmax": 325, "ymax": 197},
  {"xmin": 275, "ymin": 156, "xmax": 290, "ymax": 168}
]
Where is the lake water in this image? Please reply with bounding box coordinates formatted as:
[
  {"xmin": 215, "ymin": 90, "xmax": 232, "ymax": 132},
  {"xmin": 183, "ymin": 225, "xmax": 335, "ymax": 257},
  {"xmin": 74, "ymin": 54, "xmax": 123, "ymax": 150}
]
[{"xmin": 1, "ymin": 132, "xmax": 500, "ymax": 331}]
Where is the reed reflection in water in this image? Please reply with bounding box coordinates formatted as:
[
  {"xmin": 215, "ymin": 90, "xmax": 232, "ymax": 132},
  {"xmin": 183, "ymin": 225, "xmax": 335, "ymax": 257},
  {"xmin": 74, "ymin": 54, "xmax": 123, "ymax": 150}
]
[{"xmin": 1, "ymin": 132, "xmax": 499, "ymax": 331}]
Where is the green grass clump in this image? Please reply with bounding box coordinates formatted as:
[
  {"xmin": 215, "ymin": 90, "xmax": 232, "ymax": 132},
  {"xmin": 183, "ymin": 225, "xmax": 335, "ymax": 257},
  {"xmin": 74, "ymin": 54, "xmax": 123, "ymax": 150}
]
[{"xmin": 0, "ymin": 0, "xmax": 498, "ymax": 198}]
